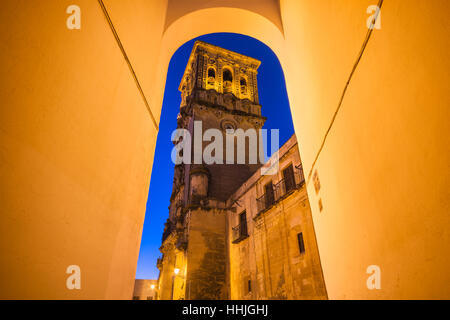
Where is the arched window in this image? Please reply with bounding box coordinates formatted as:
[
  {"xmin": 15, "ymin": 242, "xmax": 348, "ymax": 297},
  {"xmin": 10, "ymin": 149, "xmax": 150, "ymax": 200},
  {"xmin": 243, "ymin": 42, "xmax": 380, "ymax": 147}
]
[
  {"xmin": 240, "ymin": 78, "xmax": 247, "ymax": 95},
  {"xmin": 223, "ymin": 69, "xmax": 233, "ymax": 93},
  {"xmin": 223, "ymin": 69, "xmax": 232, "ymax": 82},
  {"xmin": 207, "ymin": 68, "xmax": 215, "ymax": 86}
]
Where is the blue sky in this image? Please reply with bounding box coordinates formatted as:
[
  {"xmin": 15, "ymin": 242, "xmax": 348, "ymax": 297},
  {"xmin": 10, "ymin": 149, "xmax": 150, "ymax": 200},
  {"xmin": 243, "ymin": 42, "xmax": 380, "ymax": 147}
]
[{"xmin": 135, "ymin": 33, "xmax": 294, "ymax": 280}]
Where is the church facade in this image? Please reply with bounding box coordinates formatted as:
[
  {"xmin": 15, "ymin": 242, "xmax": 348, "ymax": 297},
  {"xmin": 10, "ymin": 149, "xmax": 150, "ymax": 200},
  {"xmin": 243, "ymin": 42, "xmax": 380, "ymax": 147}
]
[{"xmin": 156, "ymin": 41, "xmax": 327, "ymax": 300}]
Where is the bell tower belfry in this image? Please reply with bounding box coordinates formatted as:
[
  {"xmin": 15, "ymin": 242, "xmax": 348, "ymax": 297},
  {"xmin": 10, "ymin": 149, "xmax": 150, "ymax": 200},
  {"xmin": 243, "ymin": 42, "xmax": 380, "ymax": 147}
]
[
  {"xmin": 157, "ymin": 41, "xmax": 266, "ymax": 300},
  {"xmin": 179, "ymin": 41, "xmax": 261, "ymax": 105},
  {"xmin": 178, "ymin": 41, "xmax": 266, "ymax": 201}
]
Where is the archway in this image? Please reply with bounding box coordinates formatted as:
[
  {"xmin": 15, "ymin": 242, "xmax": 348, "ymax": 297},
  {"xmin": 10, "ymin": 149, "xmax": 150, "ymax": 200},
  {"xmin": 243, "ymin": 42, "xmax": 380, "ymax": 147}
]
[
  {"xmin": 136, "ymin": 31, "xmax": 296, "ymax": 291},
  {"xmin": 2, "ymin": 0, "xmax": 447, "ymax": 300},
  {"xmin": 151, "ymin": 7, "xmax": 289, "ymax": 126}
]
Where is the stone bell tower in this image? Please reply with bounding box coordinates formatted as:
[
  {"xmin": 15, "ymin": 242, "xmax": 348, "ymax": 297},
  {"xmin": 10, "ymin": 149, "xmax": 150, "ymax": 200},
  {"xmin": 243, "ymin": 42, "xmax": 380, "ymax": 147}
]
[{"xmin": 157, "ymin": 41, "xmax": 265, "ymax": 300}]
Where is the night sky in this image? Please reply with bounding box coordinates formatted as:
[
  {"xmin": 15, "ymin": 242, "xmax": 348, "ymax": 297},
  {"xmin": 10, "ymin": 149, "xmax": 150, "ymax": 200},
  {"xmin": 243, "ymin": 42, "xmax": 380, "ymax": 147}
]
[{"xmin": 135, "ymin": 33, "xmax": 294, "ymax": 280}]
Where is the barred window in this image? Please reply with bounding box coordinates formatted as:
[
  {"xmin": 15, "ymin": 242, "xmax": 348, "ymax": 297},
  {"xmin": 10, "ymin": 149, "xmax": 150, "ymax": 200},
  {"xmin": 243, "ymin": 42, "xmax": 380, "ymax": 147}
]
[{"xmin": 297, "ymin": 232, "xmax": 305, "ymax": 254}]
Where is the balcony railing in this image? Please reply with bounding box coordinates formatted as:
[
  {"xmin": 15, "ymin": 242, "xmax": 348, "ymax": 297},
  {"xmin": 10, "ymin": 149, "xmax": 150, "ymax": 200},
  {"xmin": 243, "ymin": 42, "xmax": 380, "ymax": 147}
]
[
  {"xmin": 161, "ymin": 220, "xmax": 174, "ymax": 242},
  {"xmin": 256, "ymin": 166, "xmax": 306, "ymax": 214},
  {"xmin": 232, "ymin": 223, "xmax": 248, "ymax": 244},
  {"xmin": 256, "ymin": 192, "xmax": 274, "ymax": 213}
]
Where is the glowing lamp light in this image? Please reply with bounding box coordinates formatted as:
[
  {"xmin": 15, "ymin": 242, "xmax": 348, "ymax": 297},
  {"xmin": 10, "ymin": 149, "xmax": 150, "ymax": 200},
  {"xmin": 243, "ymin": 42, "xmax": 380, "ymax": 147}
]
[
  {"xmin": 174, "ymin": 268, "xmax": 180, "ymax": 275},
  {"xmin": 150, "ymin": 284, "xmax": 155, "ymax": 290}
]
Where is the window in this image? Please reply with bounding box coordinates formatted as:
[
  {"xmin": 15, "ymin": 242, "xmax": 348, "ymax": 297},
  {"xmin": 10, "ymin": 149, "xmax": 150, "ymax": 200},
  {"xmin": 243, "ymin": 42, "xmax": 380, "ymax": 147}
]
[
  {"xmin": 207, "ymin": 68, "xmax": 215, "ymax": 86},
  {"xmin": 265, "ymin": 181, "xmax": 274, "ymax": 208},
  {"xmin": 232, "ymin": 211, "xmax": 249, "ymax": 244},
  {"xmin": 243, "ymin": 276, "xmax": 252, "ymax": 294},
  {"xmin": 297, "ymin": 232, "xmax": 305, "ymax": 254},
  {"xmin": 239, "ymin": 211, "xmax": 248, "ymax": 237},
  {"xmin": 223, "ymin": 69, "xmax": 233, "ymax": 93},
  {"xmin": 283, "ymin": 165, "xmax": 296, "ymax": 193},
  {"xmin": 240, "ymin": 78, "xmax": 247, "ymax": 95}
]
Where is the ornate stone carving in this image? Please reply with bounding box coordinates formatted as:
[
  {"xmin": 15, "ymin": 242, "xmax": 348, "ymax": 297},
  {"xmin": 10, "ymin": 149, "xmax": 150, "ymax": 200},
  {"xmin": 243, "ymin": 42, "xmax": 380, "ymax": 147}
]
[
  {"xmin": 233, "ymin": 115, "xmax": 243, "ymax": 124},
  {"xmin": 220, "ymin": 119, "xmax": 237, "ymax": 131},
  {"xmin": 213, "ymin": 109, "xmax": 223, "ymax": 119}
]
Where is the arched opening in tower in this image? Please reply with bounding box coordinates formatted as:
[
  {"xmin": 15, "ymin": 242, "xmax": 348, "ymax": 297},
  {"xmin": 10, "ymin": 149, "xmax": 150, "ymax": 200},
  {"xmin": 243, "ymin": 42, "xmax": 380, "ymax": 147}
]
[
  {"xmin": 222, "ymin": 68, "xmax": 233, "ymax": 93},
  {"xmin": 136, "ymin": 32, "xmax": 325, "ymax": 300}
]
